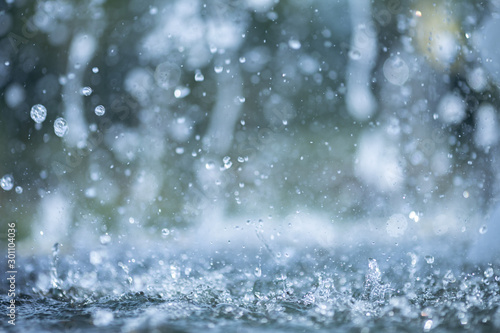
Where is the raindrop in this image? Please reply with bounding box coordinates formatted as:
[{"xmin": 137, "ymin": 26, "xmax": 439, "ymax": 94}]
[
  {"xmin": 162, "ymin": 228, "xmax": 170, "ymax": 236},
  {"xmin": 92, "ymin": 67, "xmax": 99, "ymax": 73},
  {"xmin": 175, "ymin": 147, "xmax": 184, "ymax": 154},
  {"xmin": 288, "ymin": 39, "xmax": 301, "ymax": 50},
  {"xmin": 53, "ymin": 117, "xmax": 69, "ymax": 137},
  {"xmin": 479, "ymin": 225, "xmax": 487, "ymax": 234},
  {"xmin": 100, "ymin": 234, "xmax": 111, "ymax": 245},
  {"xmin": 194, "ymin": 70, "xmax": 205, "ymax": 82},
  {"xmin": 1, "ymin": 174, "xmax": 14, "ymax": 191},
  {"xmin": 15, "ymin": 186, "xmax": 23, "ymax": 194},
  {"xmin": 424, "ymin": 319, "xmax": 433, "ymax": 332},
  {"xmin": 154, "ymin": 62, "xmax": 181, "ymax": 90},
  {"xmin": 81, "ymin": 86, "xmax": 93, "ymax": 96},
  {"xmin": 174, "ymin": 87, "xmax": 190, "ymax": 99},
  {"xmin": 383, "ymin": 55, "xmax": 409, "ymax": 86},
  {"xmin": 94, "ymin": 105, "xmax": 106, "ymax": 116},
  {"xmin": 484, "ymin": 267, "xmax": 494, "ymax": 278},
  {"xmin": 214, "ymin": 66, "xmax": 223, "ymax": 74},
  {"xmin": 30, "ymin": 104, "xmax": 47, "ymax": 123},
  {"xmin": 424, "ymin": 255, "xmax": 434, "ymax": 264},
  {"xmin": 443, "ymin": 270, "xmax": 456, "ymax": 284},
  {"xmin": 205, "ymin": 161, "xmax": 215, "ymax": 170},
  {"xmin": 254, "ymin": 266, "xmax": 262, "ymax": 277}
]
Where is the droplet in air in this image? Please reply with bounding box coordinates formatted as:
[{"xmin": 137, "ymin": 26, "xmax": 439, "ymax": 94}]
[
  {"xmin": 214, "ymin": 66, "xmax": 223, "ymax": 74},
  {"xmin": 81, "ymin": 86, "xmax": 93, "ymax": 96},
  {"xmin": 484, "ymin": 267, "xmax": 494, "ymax": 278},
  {"xmin": 254, "ymin": 266, "xmax": 262, "ymax": 277},
  {"xmin": 15, "ymin": 186, "xmax": 23, "ymax": 194},
  {"xmin": 174, "ymin": 87, "xmax": 190, "ymax": 99},
  {"xmin": 424, "ymin": 319, "xmax": 433, "ymax": 332},
  {"xmin": 94, "ymin": 105, "xmax": 106, "ymax": 116},
  {"xmin": 479, "ymin": 225, "xmax": 488, "ymax": 234},
  {"xmin": 161, "ymin": 228, "xmax": 170, "ymax": 236},
  {"xmin": 92, "ymin": 67, "xmax": 99, "ymax": 73},
  {"xmin": 288, "ymin": 39, "xmax": 301, "ymax": 50},
  {"xmin": 205, "ymin": 161, "xmax": 215, "ymax": 170},
  {"xmin": 154, "ymin": 62, "xmax": 181, "ymax": 89},
  {"xmin": 383, "ymin": 55, "xmax": 409, "ymax": 86},
  {"xmin": 424, "ymin": 255, "xmax": 434, "ymax": 264},
  {"xmin": 30, "ymin": 104, "xmax": 47, "ymax": 123},
  {"xmin": 1, "ymin": 174, "xmax": 14, "ymax": 191},
  {"xmin": 194, "ymin": 70, "xmax": 205, "ymax": 82},
  {"xmin": 53, "ymin": 117, "xmax": 69, "ymax": 137}
]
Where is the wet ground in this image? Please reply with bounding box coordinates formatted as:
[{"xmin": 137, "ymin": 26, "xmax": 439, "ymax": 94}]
[{"xmin": 2, "ymin": 235, "xmax": 499, "ymax": 333}]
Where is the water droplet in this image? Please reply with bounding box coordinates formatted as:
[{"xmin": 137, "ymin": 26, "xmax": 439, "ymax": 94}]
[
  {"xmin": 194, "ymin": 70, "xmax": 204, "ymax": 82},
  {"xmin": 214, "ymin": 66, "xmax": 223, "ymax": 74},
  {"xmin": 1, "ymin": 174, "xmax": 14, "ymax": 191},
  {"xmin": 174, "ymin": 87, "xmax": 190, "ymax": 99},
  {"xmin": 154, "ymin": 62, "xmax": 181, "ymax": 90},
  {"xmin": 254, "ymin": 266, "xmax": 262, "ymax": 277},
  {"xmin": 443, "ymin": 270, "xmax": 456, "ymax": 284},
  {"xmin": 484, "ymin": 267, "xmax": 494, "ymax": 278},
  {"xmin": 479, "ymin": 225, "xmax": 488, "ymax": 234},
  {"xmin": 100, "ymin": 234, "xmax": 111, "ymax": 245},
  {"xmin": 424, "ymin": 319, "xmax": 433, "ymax": 331},
  {"xmin": 149, "ymin": 6, "xmax": 158, "ymax": 15},
  {"xmin": 239, "ymin": 57, "xmax": 246, "ymax": 63},
  {"xmin": 170, "ymin": 265, "xmax": 180, "ymax": 279},
  {"xmin": 81, "ymin": 86, "xmax": 93, "ymax": 96},
  {"xmin": 175, "ymin": 147, "xmax": 184, "ymax": 154},
  {"xmin": 288, "ymin": 39, "xmax": 301, "ymax": 50},
  {"xmin": 94, "ymin": 105, "xmax": 106, "ymax": 116},
  {"xmin": 424, "ymin": 255, "xmax": 434, "ymax": 264},
  {"xmin": 30, "ymin": 104, "xmax": 47, "ymax": 123},
  {"xmin": 348, "ymin": 49, "xmax": 361, "ymax": 60},
  {"xmin": 162, "ymin": 228, "xmax": 170, "ymax": 236},
  {"xmin": 53, "ymin": 117, "xmax": 69, "ymax": 137},
  {"xmin": 92, "ymin": 67, "xmax": 99, "ymax": 73},
  {"xmin": 205, "ymin": 161, "xmax": 215, "ymax": 170},
  {"xmin": 15, "ymin": 186, "xmax": 23, "ymax": 194}
]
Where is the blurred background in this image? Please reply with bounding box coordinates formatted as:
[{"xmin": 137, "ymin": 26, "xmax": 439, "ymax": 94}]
[{"xmin": 0, "ymin": 0, "xmax": 499, "ymax": 252}]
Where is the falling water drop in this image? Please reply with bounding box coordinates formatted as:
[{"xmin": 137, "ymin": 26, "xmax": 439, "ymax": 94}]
[
  {"xmin": 1, "ymin": 174, "xmax": 14, "ymax": 191},
  {"xmin": 30, "ymin": 104, "xmax": 47, "ymax": 123},
  {"xmin": 194, "ymin": 70, "xmax": 205, "ymax": 82},
  {"xmin": 53, "ymin": 117, "xmax": 69, "ymax": 137},
  {"xmin": 484, "ymin": 267, "xmax": 494, "ymax": 278},
  {"xmin": 82, "ymin": 86, "xmax": 93, "ymax": 96},
  {"xmin": 94, "ymin": 105, "xmax": 106, "ymax": 116}
]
